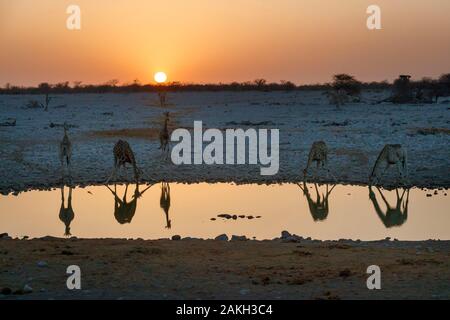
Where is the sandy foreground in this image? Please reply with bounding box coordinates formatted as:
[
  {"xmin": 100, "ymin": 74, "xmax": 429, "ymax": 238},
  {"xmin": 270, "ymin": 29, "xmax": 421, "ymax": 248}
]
[
  {"xmin": 0, "ymin": 91, "xmax": 449, "ymax": 194},
  {"xmin": 0, "ymin": 236, "xmax": 449, "ymax": 300}
]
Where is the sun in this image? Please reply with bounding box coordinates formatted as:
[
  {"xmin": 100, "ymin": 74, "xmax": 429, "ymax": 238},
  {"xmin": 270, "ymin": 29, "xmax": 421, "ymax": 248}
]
[{"xmin": 154, "ymin": 71, "xmax": 167, "ymax": 83}]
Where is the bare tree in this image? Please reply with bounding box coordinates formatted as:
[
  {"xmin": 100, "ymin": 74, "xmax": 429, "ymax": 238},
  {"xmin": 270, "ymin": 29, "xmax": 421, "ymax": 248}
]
[{"xmin": 254, "ymin": 78, "xmax": 267, "ymax": 90}]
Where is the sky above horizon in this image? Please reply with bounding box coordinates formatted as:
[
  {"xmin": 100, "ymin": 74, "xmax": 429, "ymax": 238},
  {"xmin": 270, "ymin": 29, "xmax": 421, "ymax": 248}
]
[{"xmin": 1, "ymin": 0, "xmax": 449, "ymax": 86}]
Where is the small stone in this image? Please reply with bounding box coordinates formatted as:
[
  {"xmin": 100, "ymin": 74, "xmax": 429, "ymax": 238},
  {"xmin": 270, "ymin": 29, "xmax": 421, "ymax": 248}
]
[
  {"xmin": 210, "ymin": 218, "xmax": 216, "ymax": 221},
  {"xmin": 247, "ymin": 216, "xmax": 254, "ymax": 219},
  {"xmin": 1, "ymin": 287, "xmax": 12, "ymax": 295},
  {"xmin": 231, "ymin": 235, "xmax": 247, "ymax": 241},
  {"xmin": 171, "ymin": 235, "xmax": 181, "ymax": 241},
  {"xmin": 218, "ymin": 214, "xmax": 232, "ymax": 219},
  {"xmin": 37, "ymin": 261, "xmax": 48, "ymax": 268},
  {"xmin": 339, "ymin": 269, "xmax": 352, "ymax": 278},
  {"xmin": 282, "ymin": 236, "xmax": 300, "ymax": 243},
  {"xmin": 40, "ymin": 236, "xmax": 58, "ymax": 241},
  {"xmin": 23, "ymin": 284, "xmax": 33, "ymax": 294},
  {"xmin": 181, "ymin": 237, "xmax": 196, "ymax": 240},
  {"xmin": 426, "ymin": 194, "xmax": 432, "ymax": 197},
  {"xmin": 215, "ymin": 234, "xmax": 228, "ymax": 241},
  {"xmin": 239, "ymin": 289, "xmax": 250, "ymax": 295},
  {"xmin": 238, "ymin": 215, "xmax": 245, "ymax": 218},
  {"xmin": 232, "ymin": 215, "xmax": 237, "ymax": 220},
  {"xmin": 281, "ymin": 231, "xmax": 291, "ymax": 239}
]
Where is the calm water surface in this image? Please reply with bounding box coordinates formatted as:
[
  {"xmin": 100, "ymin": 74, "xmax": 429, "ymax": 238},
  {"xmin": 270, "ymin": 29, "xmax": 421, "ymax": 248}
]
[{"xmin": 0, "ymin": 183, "xmax": 448, "ymax": 240}]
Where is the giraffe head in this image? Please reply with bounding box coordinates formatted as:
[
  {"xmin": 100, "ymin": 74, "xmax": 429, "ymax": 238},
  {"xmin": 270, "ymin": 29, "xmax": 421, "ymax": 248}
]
[{"xmin": 64, "ymin": 225, "xmax": 71, "ymax": 236}]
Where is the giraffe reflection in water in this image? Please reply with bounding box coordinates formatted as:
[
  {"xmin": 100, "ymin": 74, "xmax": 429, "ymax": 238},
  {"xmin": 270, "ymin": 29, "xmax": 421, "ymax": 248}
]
[
  {"xmin": 369, "ymin": 186, "xmax": 410, "ymax": 228},
  {"xmin": 59, "ymin": 184, "xmax": 75, "ymax": 236},
  {"xmin": 160, "ymin": 182, "xmax": 171, "ymax": 229},
  {"xmin": 107, "ymin": 183, "xmax": 153, "ymax": 224},
  {"xmin": 297, "ymin": 181, "xmax": 335, "ymax": 221}
]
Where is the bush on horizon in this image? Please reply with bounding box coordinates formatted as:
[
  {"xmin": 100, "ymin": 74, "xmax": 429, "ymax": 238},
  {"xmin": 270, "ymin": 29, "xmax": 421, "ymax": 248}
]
[{"xmin": 331, "ymin": 74, "xmax": 362, "ymax": 96}]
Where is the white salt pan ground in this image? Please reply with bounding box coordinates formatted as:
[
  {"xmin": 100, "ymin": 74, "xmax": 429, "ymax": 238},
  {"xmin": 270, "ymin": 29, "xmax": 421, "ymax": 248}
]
[{"xmin": 0, "ymin": 90, "xmax": 449, "ymax": 193}]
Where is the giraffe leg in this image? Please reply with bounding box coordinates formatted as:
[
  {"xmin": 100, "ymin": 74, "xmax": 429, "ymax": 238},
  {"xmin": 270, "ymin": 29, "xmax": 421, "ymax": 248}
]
[
  {"xmin": 163, "ymin": 141, "xmax": 169, "ymax": 160},
  {"xmin": 303, "ymin": 147, "xmax": 316, "ymax": 182},
  {"xmin": 105, "ymin": 165, "xmax": 117, "ymax": 185},
  {"xmin": 395, "ymin": 161, "xmax": 404, "ymax": 186},
  {"xmin": 373, "ymin": 163, "xmax": 389, "ymax": 186},
  {"xmin": 322, "ymin": 157, "xmax": 336, "ymax": 183},
  {"xmin": 381, "ymin": 164, "xmax": 390, "ymax": 185},
  {"xmin": 400, "ymin": 156, "xmax": 409, "ymax": 186},
  {"xmin": 66, "ymin": 156, "xmax": 72, "ymax": 185},
  {"xmin": 165, "ymin": 142, "xmax": 170, "ymax": 160},
  {"xmin": 133, "ymin": 165, "xmax": 139, "ymax": 184},
  {"xmin": 325, "ymin": 166, "xmax": 337, "ymax": 183},
  {"xmin": 123, "ymin": 164, "xmax": 130, "ymax": 182},
  {"xmin": 124, "ymin": 182, "xmax": 129, "ymax": 198},
  {"xmin": 314, "ymin": 183, "xmax": 321, "ymax": 201},
  {"xmin": 68, "ymin": 187, "xmax": 72, "ymax": 205},
  {"xmin": 60, "ymin": 152, "xmax": 65, "ymax": 182},
  {"xmin": 60, "ymin": 185, "xmax": 65, "ymax": 202},
  {"xmin": 303, "ymin": 165, "xmax": 309, "ymax": 181},
  {"xmin": 303, "ymin": 159, "xmax": 312, "ymax": 181}
]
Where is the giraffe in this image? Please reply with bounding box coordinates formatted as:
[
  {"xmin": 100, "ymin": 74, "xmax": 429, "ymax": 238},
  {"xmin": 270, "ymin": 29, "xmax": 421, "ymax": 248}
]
[
  {"xmin": 106, "ymin": 140, "xmax": 141, "ymax": 184},
  {"xmin": 59, "ymin": 185, "xmax": 75, "ymax": 236},
  {"xmin": 368, "ymin": 186, "xmax": 409, "ymax": 228},
  {"xmin": 159, "ymin": 182, "xmax": 171, "ymax": 229},
  {"xmin": 327, "ymin": 89, "xmax": 347, "ymax": 110},
  {"xmin": 303, "ymin": 141, "xmax": 336, "ymax": 181},
  {"xmin": 297, "ymin": 181, "xmax": 335, "ymax": 221},
  {"xmin": 159, "ymin": 112, "xmax": 170, "ymax": 159},
  {"xmin": 59, "ymin": 122, "xmax": 72, "ymax": 181},
  {"xmin": 107, "ymin": 183, "xmax": 152, "ymax": 224},
  {"xmin": 369, "ymin": 144, "xmax": 408, "ymax": 186},
  {"xmin": 158, "ymin": 91, "xmax": 167, "ymax": 108}
]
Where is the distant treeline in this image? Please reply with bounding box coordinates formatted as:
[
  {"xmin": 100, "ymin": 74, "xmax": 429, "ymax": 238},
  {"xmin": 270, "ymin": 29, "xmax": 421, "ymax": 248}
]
[{"xmin": 0, "ymin": 74, "xmax": 448, "ymax": 95}]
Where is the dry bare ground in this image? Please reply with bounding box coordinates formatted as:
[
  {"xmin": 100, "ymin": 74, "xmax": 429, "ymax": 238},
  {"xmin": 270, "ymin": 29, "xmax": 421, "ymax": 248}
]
[
  {"xmin": 0, "ymin": 91, "xmax": 449, "ymax": 193},
  {"xmin": 0, "ymin": 238, "xmax": 449, "ymax": 300}
]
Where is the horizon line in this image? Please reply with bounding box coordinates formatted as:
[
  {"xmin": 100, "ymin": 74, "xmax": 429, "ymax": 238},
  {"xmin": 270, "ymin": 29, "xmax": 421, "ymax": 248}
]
[{"xmin": 3, "ymin": 73, "xmax": 449, "ymax": 89}]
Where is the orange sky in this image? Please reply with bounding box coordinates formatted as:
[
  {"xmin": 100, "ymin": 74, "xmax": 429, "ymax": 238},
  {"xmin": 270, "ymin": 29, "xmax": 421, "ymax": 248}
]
[{"xmin": 1, "ymin": 0, "xmax": 449, "ymax": 86}]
